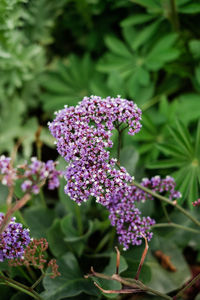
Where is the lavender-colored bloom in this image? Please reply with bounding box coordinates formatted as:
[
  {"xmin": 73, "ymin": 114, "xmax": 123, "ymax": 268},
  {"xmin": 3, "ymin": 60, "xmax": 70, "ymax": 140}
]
[
  {"xmin": 49, "ymin": 95, "xmax": 142, "ymax": 205},
  {"xmin": 0, "ymin": 213, "xmax": 31, "ymax": 261},
  {"xmin": 106, "ymin": 175, "xmax": 181, "ymax": 249},
  {"xmin": 0, "ymin": 155, "xmax": 17, "ymax": 186},
  {"xmin": 0, "ymin": 155, "xmax": 62, "ymax": 194},
  {"xmin": 49, "ymin": 96, "xmax": 181, "ymax": 249},
  {"xmin": 107, "ymin": 186, "xmax": 155, "ymax": 249},
  {"xmin": 21, "ymin": 158, "xmax": 63, "ymax": 194}
]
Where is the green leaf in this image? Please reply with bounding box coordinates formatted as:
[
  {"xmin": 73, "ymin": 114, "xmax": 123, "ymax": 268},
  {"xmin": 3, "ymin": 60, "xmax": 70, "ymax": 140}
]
[
  {"xmin": 47, "ymin": 219, "xmax": 68, "ymax": 257},
  {"xmin": 42, "ymin": 253, "xmax": 98, "ymax": 300},
  {"xmin": 147, "ymin": 159, "xmax": 185, "ymax": 169},
  {"xmin": 189, "ymin": 40, "xmax": 200, "ymax": 59},
  {"xmin": 61, "ymin": 214, "xmax": 93, "ymax": 243},
  {"xmin": 120, "ymin": 14, "xmax": 155, "ymax": 27},
  {"xmin": 131, "ymin": 20, "xmax": 161, "ymax": 50},
  {"xmin": 131, "ymin": 0, "xmax": 161, "ymax": 9},
  {"xmin": 146, "ymin": 239, "xmax": 190, "ymax": 293},
  {"xmin": 96, "ymin": 252, "xmax": 128, "ymax": 299},
  {"xmin": 195, "ymin": 120, "xmax": 200, "ymax": 157},
  {"xmin": 24, "ymin": 206, "xmax": 56, "ymax": 238},
  {"xmin": 177, "ymin": 93, "xmax": 200, "ymax": 124},
  {"xmin": 120, "ymin": 146, "xmax": 139, "ymax": 175},
  {"xmin": 179, "ymin": 3, "xmax": 200, "ymax": 14},
  {"xmin": 105, "ymin": 36, "xmax": 132, "ymax": 57}
]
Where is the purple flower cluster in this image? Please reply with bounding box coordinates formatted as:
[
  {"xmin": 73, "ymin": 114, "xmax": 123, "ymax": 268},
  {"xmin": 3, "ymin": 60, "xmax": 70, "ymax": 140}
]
[
  {"xmin": 21, "ymin": 158, "xmax": 62, "ymax": 194},
  {"xmin": 107, "ymin": 186, "xmax": 155, "ymax": 250},
  {"xmin": 0, "ymin": 156, "xmax": 62, "ymax": 194},
  {"xmin": 107, "ymin": 175, "xmax": 181, "ymax": 249},
  {"xmin": 49, "ymin": 95, "xmax": 141, "ymax": 205},
  {"xmin": 0, "ymin": 155, "xmax": 17, "ymax": 186},
  {"xmin": 49, "ymin": 95, "xmax": 181, "ymax": 249},
  {"xmin": 0, "ymin": 213, "xmax": 31, "ymax": 261},
  {"xmin": 134, "ymin": 175, "xmax": 182, "ymax": 202}
]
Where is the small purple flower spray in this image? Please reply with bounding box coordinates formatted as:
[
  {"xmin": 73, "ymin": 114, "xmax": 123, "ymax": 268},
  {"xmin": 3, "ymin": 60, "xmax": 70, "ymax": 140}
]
[{"xmin": 49, "ymin": 95, "xmax": 182, "ymax": 249}]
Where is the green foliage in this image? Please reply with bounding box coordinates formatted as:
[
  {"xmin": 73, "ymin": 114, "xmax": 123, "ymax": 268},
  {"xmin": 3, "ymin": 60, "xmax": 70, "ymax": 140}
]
[
  {"xmin": 1, "ymin": 0, "xmax": 200, "ymax": 299},
  {"xmin": 148, "ymin": 120, "xmax": 200, "ymax": 206}
]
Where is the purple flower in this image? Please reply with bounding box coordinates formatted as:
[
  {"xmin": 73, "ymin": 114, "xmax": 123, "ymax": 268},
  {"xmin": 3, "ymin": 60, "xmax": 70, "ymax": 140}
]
[
  {"xmin": 0, "ymin": 156, "xmax": 62, "ymax": 194},
  {"xmin": 0, "ymin": 213, "xmax": 31, "ymax": 261},
  {"xmin": 0, "ymin": 155, "xmax": 17, "ymax": 186},
  {"xmin": 49, "ymin": 95, "xmax": 142, "ymax": 205},
  {"xmin": 49, "ymin": 95, "xmax": 181, "ymax": 249}
]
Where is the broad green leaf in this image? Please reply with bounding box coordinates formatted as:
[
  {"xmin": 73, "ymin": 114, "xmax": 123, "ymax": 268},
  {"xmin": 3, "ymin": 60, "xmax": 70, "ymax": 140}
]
[
  {"xmin": 47, "ymin": 219, "xmax": 68, "ymax": 257},
  {"xmin": 120, "ymin": 146, "xmax": 139, "ymax": 175},
  {"xmin": 177, "ymin": 93, "xmax": 200, "ymax": 124},
  {"xmin": 24, "ymin": 206, "xmax": 56, "ymax": 238},
  {"xmin": 146, "ymin": 239, "xmax": 190, "ymax": 293},
  {"xmin": 42, "ymin": 253, "xmax": 98, "ymax": 300},
  {"xmin": 95, "ymin": 252, "xmax": 128, "ymax": 299}
]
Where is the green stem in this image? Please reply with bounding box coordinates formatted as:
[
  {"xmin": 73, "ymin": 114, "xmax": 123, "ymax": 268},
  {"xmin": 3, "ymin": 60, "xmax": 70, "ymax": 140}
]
[
  {"xmin": 0, "ymin": 275, "xmax": 43, "ymax": 300},
  {"xmin": 132, "ymin": 181, "xmax": 200, "ymax": 227},
  {"xmin": 95, "ymin": 232, "xmax": 111, "ymax": 253},
  {"xmin": 169, "ymin": 0, "xmax": 180, "ymax": 31},
  {"xmin": 75, "ymin": 204, "xmax": 83, "ymax": 236},
  {"xmin": 141, "ymin": 95, "xmax": 161, "ymax": 111},
  {"xmin": 175, "ymin": 272, "xmax": 200, "ymax": 299},
  {"xmin": 31, "ymin": 273, "xmax": 45, "ymax": 289},
  {"xmin": 152, "ymin": 223, "xmax": 200, "ymax": 234},
  {"xmin": 39, "ymin": 189, "xmax": 47, "ymax": 208},
  {"xmin": 161, "ymin": 201, "xmax": 171, "ymax": 223}
]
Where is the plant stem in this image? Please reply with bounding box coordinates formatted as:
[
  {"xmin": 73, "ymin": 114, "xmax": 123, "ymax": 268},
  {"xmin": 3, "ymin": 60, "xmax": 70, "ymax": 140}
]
[
  {"xmin": 75, "ymin": 204, "xmax": 83, "ymax": 236},
  {"xmin": 152, "ymin": 223, "xmax": 200, "ymax": 234},
  {"xmin": 175, "ymin": 272, "xmax": 200, "ymax": 299},
  {"xmin": 161, "ymin": 201, "xmax": 171, "ymax": 223},
  {"xmin": 169, "ymin": 0, "xmax": 180, "ymax": 31},
  {"xmin": 31, "ymin": 273, "xmax": 45, "ymax": 289},
  {"xmin": 86, "ymin": 268, "xmax": 173, "ymax": 300},
  {"xmin": 0, "ymin": 193, "xmax": 31, "ymax": 234},
  {"xmin": 0, "ymin": 275, "xmax": 43, "ymax": 300},
  {"xmin": 131, "ymin": 181, "xmax": 200, "ymax": 227},
  {"xmin": 141, "ymin": 95, "xmax": 161, "ymax": 111},
  {"xmin": 39, "ymin": 189, "xmax": 47, "ymax": 208}
]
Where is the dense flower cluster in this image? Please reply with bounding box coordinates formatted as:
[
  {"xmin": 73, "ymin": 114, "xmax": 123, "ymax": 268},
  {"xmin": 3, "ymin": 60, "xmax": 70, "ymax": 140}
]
[
  {"xmin": 49, "ymin": 95, "xmax": 141, "ymax": 205},
  {"xmin": 107, "ymin": 175, "xmax": 181, "ymax": 249},
  {"xmin": 135, "ymin": 175, "xmax": 181, "ymax": 202},
  {"xmin": 0, "ymin": 156, "xmax": 62, "ymax": 194},
  {"xmin": 0, "ymin": 213, "xmax": 30, "ymax": 261},
  {"xmin": 49, "ymin": 95, "xmax": 181, "ymax": 249},
  {"xmin": 10, "ymin": 238, "xmax": 60, "ymax": 278}
]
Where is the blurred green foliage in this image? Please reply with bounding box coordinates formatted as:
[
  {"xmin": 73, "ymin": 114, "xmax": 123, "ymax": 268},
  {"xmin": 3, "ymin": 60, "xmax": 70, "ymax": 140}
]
[{"xmin": 1, "ymin": 0, "xmax": 200, "ymax": 299}]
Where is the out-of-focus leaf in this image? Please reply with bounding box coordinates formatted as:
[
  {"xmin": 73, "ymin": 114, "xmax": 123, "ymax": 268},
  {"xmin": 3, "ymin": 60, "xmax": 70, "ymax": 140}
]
[{"xmin": 24, "ymin": 206, "xmax": 56, "ymax": 238}]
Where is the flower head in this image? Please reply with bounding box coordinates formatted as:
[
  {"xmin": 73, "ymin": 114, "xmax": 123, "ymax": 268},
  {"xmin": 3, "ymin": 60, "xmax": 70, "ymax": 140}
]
[{"xmin": 0, "ymin": 213, "xmax": 30, "ymax": 261}]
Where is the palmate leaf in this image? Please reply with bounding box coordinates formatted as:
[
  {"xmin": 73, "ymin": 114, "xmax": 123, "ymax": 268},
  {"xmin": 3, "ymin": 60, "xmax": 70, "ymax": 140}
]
[
  {"xmin": 148, "ymin": 120, "xmax": 200, "ymax": 205},
  {"xmin": 40, "ymin": 54, "xmax": 99, "ymax": 112}
]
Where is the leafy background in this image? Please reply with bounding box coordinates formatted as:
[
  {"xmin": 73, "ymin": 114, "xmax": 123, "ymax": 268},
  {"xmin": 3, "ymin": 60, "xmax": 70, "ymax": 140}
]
[{"xmin": 0, "ymin": 0, "xmax": 200, "ymax": 299}]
